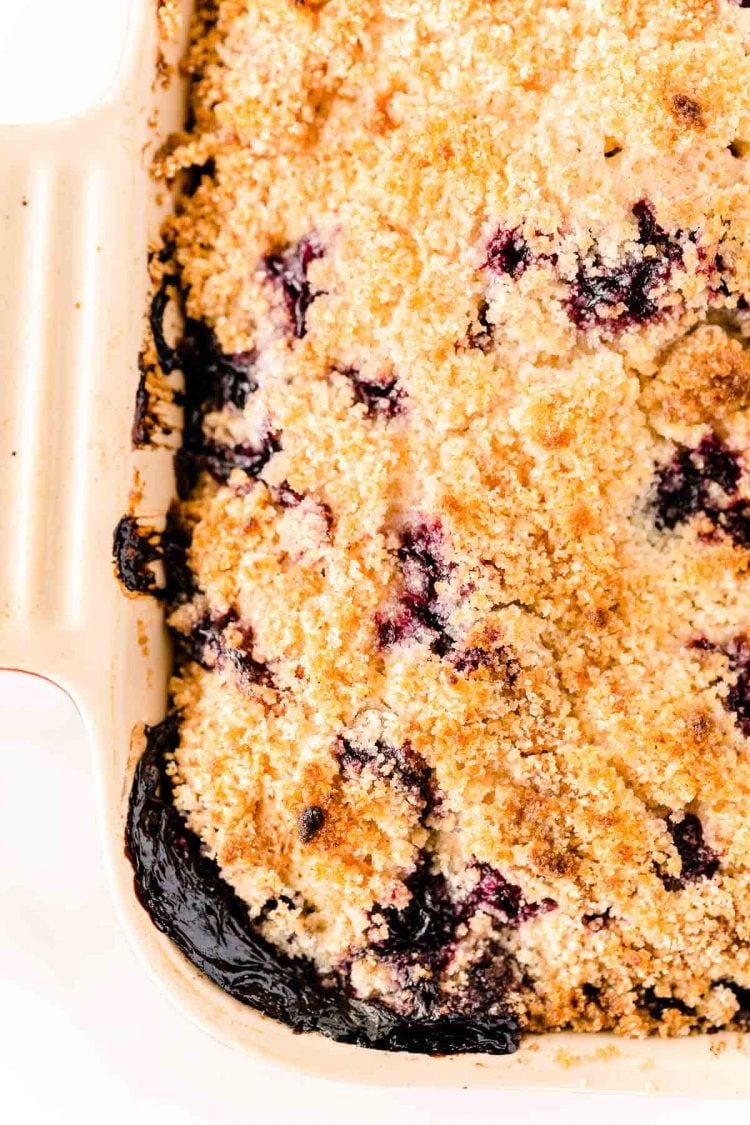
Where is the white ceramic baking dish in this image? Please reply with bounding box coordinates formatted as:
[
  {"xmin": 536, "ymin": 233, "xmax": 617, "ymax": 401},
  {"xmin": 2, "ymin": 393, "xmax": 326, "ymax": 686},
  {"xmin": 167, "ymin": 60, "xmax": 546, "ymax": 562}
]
[{"xmin": 2, "ymin": 0, "xmax": 750, "ymax": 1095}]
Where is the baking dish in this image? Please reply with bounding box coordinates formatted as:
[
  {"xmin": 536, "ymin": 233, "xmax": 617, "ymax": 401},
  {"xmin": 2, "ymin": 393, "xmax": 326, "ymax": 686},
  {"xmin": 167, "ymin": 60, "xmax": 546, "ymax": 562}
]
[{"xmin": 2, "ymin": 0, "xmax": 750, "ymax": 1095}]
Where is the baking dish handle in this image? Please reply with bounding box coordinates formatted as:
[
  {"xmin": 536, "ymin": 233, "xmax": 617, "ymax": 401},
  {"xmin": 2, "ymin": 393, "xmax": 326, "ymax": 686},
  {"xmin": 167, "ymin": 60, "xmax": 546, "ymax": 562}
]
[{"xmin": 0, "ymin": 112, "xmax": 147, "ymax": 700}]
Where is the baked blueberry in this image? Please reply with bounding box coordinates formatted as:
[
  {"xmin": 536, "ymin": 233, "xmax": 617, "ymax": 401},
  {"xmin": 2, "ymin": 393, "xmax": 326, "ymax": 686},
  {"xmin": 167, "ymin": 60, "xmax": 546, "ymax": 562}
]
[
  {"xmin": 566, "ymin": 201, "xmax": 683, "ymax": 332},
  {"xmin": 462, "ymin": 864, "xmax": 556, "ymax": 926},
  {"xmin": 297, "ymin": 806, "xmax": 325, "ymax": 842},
  {"xmin": 653, "ymin": 435, "xmax": 742, "ymax": 531},
  {"xmin": 661, "ymin": 813, "xmax": 719, "ymax": 891},
  {"xmin": 113, "ymin": 516, "xmax": 162, "ymax": 596},
  {"xmin": 263, "ymin": 236, "xmax": 324, "ymax": 338},
  {"xmin": 337, "ymin": 738, "xmax": 433, "ymax": 815},
  {"xmin": 183, "ymin": 611, "xmax": 272, "ymax": 688},
  {"xmin": 377, "ymin": 522, "xmax": 455, "ymax": 656},
  {"xmin": 484, "ymin": 226, "xmax": 532, "ymax": 279},
  {"xmin": 339, "ymin": 367, "xmax": 404, "ymax": 419}
]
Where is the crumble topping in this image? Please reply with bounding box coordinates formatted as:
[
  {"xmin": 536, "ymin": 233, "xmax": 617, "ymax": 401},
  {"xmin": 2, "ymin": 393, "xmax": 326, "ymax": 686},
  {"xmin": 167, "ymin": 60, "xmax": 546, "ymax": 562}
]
[{"xmin": 147, "ymin": 0, "xmax": 750, "ymax": 1037}]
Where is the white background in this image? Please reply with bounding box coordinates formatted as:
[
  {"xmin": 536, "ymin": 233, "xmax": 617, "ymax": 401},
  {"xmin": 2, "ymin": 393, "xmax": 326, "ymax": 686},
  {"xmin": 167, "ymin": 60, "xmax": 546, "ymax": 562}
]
[
  {"xmin": 0, "ymin": 0, "xmax": 132, "ymax": 124},
  {"xmin": 1, "ymin": 1, "xmax": 749, "ymax": 1120}
]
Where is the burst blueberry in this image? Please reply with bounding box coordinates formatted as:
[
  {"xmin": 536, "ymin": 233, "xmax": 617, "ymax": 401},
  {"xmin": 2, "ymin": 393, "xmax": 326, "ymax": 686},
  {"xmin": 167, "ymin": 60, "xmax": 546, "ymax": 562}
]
[
  {"xmin": 642, "ymin": 988, "xmax": 694, "ymax": 1019},
  {"xmin": 176, "ymin": 430, "xmax": 281, "ymax": 496},
  {"xmin": 263, "ymin": 235, "xmax": 324, "ymax": 338},
  {"xmin": 462, "ymin": 863, "xmax": 557, "ymax": 925},
  {"xmin": 566, "ymin": 200, "xmax": 683, "ymax": 332},
  {"xmin": 371, "ymin": 863, "xmax": 455, "ymax": 960},
  {"xmin": 653, "ymin": 434, "xmax": 741, "ymax": 531},
  {"xmin": 661, "ymin": 813, "xmax": 719, "ymax": 891},
  {"xmin": 377, "ymin": 521, "xmax": 455, "ymax": 656},
  {"xmin": 690, "ymin": 635, "xmax": 750, "ymax": 736},
  {"xmin": 340, "ymin": 367, "xmax": 404, "ymax": 420},
  {"xmin": 715, "ymin": 500, "xmax": 750, "ymax": 548},
  {"xmin": 337, "ymin": 738, "xmax": 433, "ymax": 815},
  {"xmin": 112, "ymin": 516, "xmax": 162, "ymax": 596},
  {"xmin": 484, "ymin": 226, "xmax": 532, "ymax": 279},
  {"xmin": 184, "ymin": 610, "xmax": 272, "ymax": 688},
  {"xmin": 179, "ymin": 318, "xmax": 258, "ymax": 420},
  {"xmin": 451, "ymin": 643, "xmax": 521, "ymax": 684},
  {"xmin": 149, "ymin": 272, "xmax": 180, "ymax": 374},
  {"xmin": 721, "ymin": 980, "xmax": 750, "ymax": 1028}
]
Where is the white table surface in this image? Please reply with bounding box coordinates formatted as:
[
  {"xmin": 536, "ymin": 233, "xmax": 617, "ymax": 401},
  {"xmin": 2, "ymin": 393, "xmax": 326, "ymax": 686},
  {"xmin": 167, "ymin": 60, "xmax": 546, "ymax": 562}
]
[{"xmin": 0, "ymin": 670, "xmax": 748, "ymax": 1124}]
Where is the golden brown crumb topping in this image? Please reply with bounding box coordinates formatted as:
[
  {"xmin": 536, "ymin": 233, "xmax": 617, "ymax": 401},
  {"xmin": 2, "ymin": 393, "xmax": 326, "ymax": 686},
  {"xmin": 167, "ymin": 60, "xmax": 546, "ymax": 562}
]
[{"xmin": 154, "ymin": 0, "xmax": 750, "ymax": 1035}]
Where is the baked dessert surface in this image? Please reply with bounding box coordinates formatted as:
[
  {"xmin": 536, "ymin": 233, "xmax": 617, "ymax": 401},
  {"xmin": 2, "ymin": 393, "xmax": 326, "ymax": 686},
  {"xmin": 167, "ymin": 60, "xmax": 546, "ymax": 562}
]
[{"xmin": 141, "ymin": 0, "xmax": 750, "ymax": 1039}]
